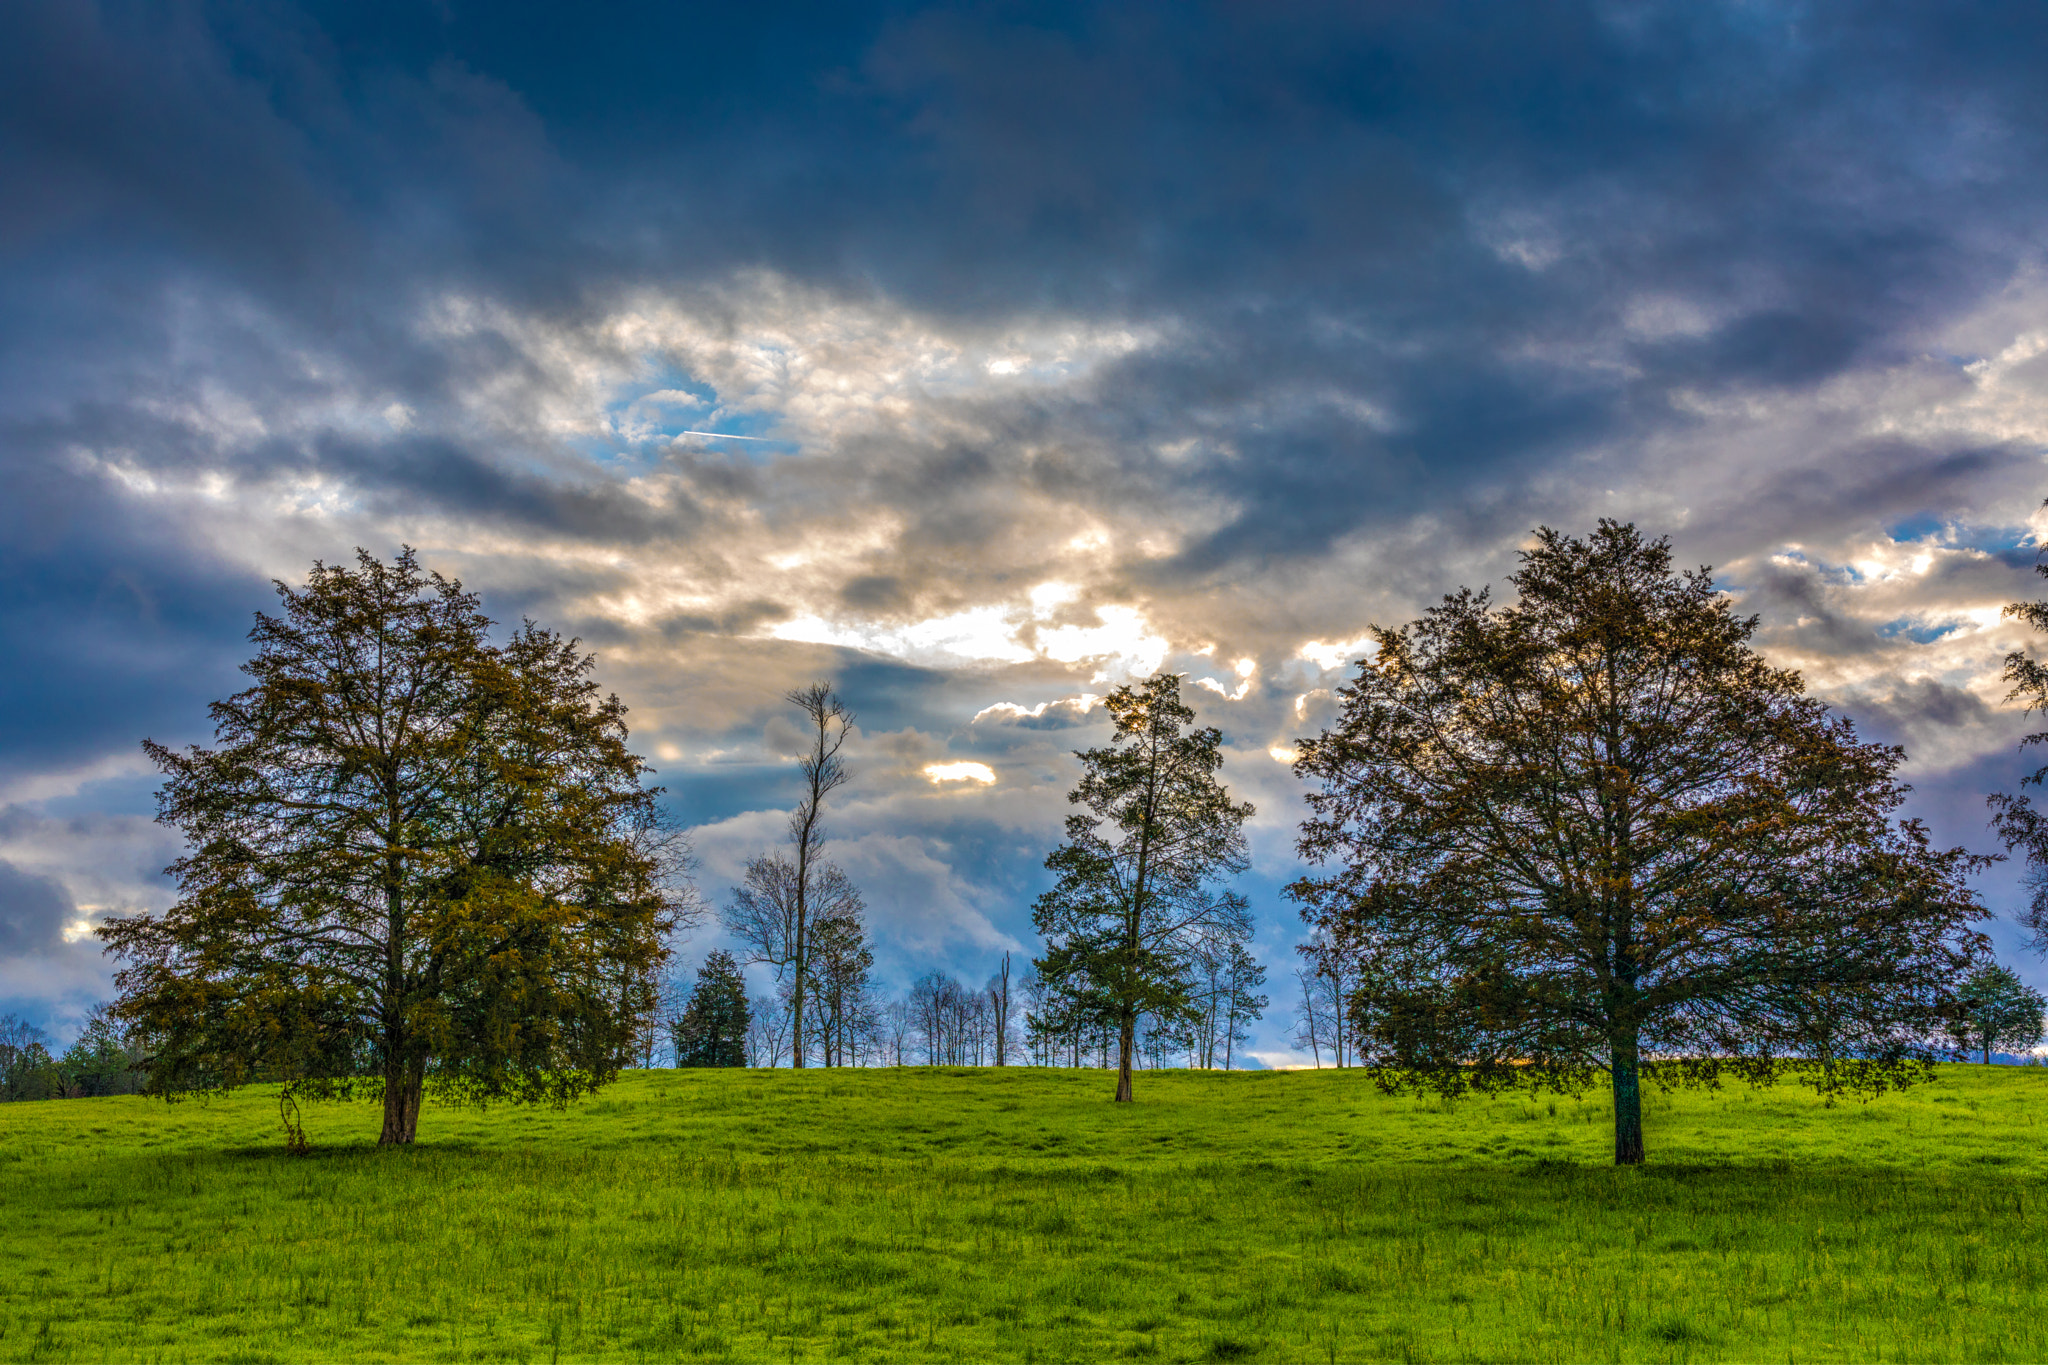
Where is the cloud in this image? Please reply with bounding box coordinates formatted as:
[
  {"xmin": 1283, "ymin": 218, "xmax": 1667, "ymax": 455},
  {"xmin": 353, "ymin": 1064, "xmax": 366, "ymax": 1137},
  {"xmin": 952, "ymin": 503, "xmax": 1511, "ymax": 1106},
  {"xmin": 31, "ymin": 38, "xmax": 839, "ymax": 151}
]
[
  {"xmin": 13, "ymin": 0, "xmax": 2048, "ymax": 1042},
  {"xmin": 0, "ymin": 859, "xmax": 75, "ymax": 956}
]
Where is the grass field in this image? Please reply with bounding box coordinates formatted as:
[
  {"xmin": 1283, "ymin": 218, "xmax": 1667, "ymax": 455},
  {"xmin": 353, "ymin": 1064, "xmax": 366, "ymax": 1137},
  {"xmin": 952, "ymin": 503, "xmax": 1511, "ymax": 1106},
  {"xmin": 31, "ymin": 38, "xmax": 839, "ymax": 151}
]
[{"xmin": 3, "ymin": 1065, "xmax": 2047, "ymax": 1363}]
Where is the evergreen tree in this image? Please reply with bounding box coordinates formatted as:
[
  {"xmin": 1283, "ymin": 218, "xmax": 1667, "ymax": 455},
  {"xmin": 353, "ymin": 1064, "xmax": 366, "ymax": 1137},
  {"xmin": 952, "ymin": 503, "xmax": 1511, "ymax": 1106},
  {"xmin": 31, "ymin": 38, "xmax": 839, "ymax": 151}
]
[{"xmin": 675, "ymin": 951, "xmax": 751, "ymax": 1067}]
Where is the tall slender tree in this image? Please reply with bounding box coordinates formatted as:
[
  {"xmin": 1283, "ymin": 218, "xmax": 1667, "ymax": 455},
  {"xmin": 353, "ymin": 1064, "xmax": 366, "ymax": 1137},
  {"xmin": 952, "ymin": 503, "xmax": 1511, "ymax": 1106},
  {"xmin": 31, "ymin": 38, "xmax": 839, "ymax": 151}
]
[
  {"xmin": 100, "ymin": 550, "xmax": 687, "ymax": 1146},
  {"xmin": 986, "ymin": 954, "xmax": 1015, "ymax": 1066},
  {"xmin": 1292, "ymin": 522, "xmax": 1989, "ymax": 1164},
  {"xmin": 1033, "ymin": 673, "xmax": 1255, "ymax": 1102},
  {"xmin": 785, "ymin": 683, "xmax": 851, "ymax": 1069}
]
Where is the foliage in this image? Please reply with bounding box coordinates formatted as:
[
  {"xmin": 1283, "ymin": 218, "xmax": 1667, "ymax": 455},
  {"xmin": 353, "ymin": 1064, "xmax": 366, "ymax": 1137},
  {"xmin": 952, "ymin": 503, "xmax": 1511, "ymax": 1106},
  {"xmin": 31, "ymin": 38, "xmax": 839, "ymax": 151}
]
[
  {"xmin": 99, "ymin": 549, "xmax": 684, "ymax": 1146},
  {"xmin": 0, "ymin": 1015, "xmax": 59, "ymax": 1102},
  {"xmin": 801, "ymin": 892, "xmax": 876, "ymax": 1066},
  {"xmin": 673, "ymin": 951, "xmax": 750, "ymax": 1068},
  {"xmin": 57, "ymin": 1005, "xmax": 143, "ymax": 1098},
  {"xmin": 1291, "ymin": 522, "xmax": 1990, "ymax": 1164},
  {"xmin": 1952, "ymin": 964, "xmax": 2045, "ymax": 1064},
  {"xmin": 1033, "ymin": 673, "xmax": 1255, "ymax": 1101},
  {"xmin": 1989, "ymin": 519, "xmax": 2048, "ymax": 951},
  {"xmin": 7, "ymin": 1067, "xmax": 2048, "ymax": 1361}
]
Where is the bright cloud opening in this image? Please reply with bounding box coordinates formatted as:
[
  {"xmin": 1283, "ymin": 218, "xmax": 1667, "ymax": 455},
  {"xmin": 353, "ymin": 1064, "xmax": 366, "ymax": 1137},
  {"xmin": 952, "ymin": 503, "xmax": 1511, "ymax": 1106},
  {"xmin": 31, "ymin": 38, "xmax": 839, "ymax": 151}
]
[
  {"xmin": 1297, "ymin": 637, "xmax": 1374, "ymax": 671},
  {"xmin": 923, "ymin": 761, "xmax": 997, "ymax": 785}
]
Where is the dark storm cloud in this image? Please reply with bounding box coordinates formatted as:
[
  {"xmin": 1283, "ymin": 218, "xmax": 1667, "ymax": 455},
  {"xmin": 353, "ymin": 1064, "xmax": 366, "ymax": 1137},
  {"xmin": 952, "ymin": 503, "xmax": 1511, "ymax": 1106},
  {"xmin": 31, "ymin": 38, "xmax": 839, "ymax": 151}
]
[
  {"xmin": 0, "ymin": 427, "xmax": 260, "ymax": 779},
  {"xmin": 0, "ymin": 860, "xmax": 76, "ymax": 956},
  {"xmin": 310, "ymin": 433, "xmax": 698, "ymax": 542},
  {"xmin": 9, "ymin": 1, "xmax": 2044, "ymax": 569},
  {"xmin": 11, "ymin": 0, "xmax": 2048, "ymax": 1028}
]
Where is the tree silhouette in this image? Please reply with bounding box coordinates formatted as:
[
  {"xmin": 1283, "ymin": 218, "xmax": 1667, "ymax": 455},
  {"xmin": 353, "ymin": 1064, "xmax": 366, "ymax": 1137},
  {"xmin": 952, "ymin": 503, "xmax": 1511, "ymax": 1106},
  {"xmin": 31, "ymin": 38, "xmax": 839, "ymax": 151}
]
[
  {"xmin": 1292, "ymin": 522, "xmax": 1988, "ymax": 1164},
  {"xmin": 1033, "ymin": 674, "xmax": 1254, "ymax": 1102},
  {"xmin": 101, "ymin": 550, "xmax": 685, "ymax": 1146}
]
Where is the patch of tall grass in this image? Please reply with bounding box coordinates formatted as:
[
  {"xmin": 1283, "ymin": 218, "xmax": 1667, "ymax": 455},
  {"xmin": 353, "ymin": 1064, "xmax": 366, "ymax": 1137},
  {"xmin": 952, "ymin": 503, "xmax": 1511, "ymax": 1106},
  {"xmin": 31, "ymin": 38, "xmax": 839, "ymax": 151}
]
[{"xmin": 2, "ymin": 1065, "xmax": 2044, "ymax": 1361}]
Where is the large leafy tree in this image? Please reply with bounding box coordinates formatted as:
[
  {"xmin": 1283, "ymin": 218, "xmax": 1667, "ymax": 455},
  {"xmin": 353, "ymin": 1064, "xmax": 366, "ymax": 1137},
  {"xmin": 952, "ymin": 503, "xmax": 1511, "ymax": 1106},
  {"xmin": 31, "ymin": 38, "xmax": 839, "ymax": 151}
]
[
  {"xmin": 1033, "ymin": 674, "xmax": 1255, "ymax": 1102},
  {"xmin": 101, "ymin": 549, "xmax": 685, "ymax": 1146},
  {"xmin": 1291, "ymin": 522, "xmax": 1988, "ymax": 1164}
]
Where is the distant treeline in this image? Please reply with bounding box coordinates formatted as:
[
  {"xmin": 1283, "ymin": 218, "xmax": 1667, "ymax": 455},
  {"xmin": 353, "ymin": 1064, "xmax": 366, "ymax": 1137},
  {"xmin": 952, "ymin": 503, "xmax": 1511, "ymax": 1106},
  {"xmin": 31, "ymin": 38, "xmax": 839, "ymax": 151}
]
[
  {"xmin": 0, "ymin": 1008, "xmax": 144, "ymax": 1101},
  {"xmin": 637, "ymin": 947, "xmax": 1272, "ymax": 1071}
]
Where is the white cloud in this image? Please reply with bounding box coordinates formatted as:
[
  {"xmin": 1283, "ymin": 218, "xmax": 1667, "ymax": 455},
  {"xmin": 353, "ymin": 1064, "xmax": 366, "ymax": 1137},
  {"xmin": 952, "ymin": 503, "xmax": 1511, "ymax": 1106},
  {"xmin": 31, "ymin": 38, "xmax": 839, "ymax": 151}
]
[
  {"xmin": 1296, "ymin": 637, "xmax": 1374, "ymax": 672},
  {"xmin": 923, "ymin": 761, "xmax": 996, "ymax": 785}
]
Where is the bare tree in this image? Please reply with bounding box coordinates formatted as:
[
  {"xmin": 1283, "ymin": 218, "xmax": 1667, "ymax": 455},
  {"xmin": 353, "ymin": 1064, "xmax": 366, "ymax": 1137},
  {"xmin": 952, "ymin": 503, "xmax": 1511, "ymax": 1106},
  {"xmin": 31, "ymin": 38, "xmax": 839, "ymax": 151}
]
[
  {"xmin": 1294, "ymin": 929, "xmax": 1356, "ymax": 1067},
  {"xmin": 723, "ymin": 856, "xmax": 862, "ymax": 1041},
  {"xmin": 747, "ymin": 992, "xmax": 792, "ymax": 1067},
  {"xmin": 884, "ymin": 998, "xmax": 913, "ymax": 1065},
  {"xmin": 911, "ymin": 972, "xmax": 994, "ymax": 1064},
  {"xmin": 1221, "ymin": 942, "xmax": 1267, "ymax": 1070},
  {"xmin": 986, "ymin": 954, "xmax": 1015, "ymax": 1065},
  {"xmin": 784, "ymin": 682, "xmax": 853, "ymax": 1068},
  {"xmin": 1293, "ymin": 966, "xmax": 1326, "ymax": 1067}
]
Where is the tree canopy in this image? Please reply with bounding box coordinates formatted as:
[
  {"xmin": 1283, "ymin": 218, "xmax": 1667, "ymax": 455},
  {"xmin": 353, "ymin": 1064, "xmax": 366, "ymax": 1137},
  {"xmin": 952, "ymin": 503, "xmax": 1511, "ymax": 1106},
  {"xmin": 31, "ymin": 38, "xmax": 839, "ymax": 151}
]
[
  {"xmin": 1032, "ymin": 673, "xmax": 1255, "ymax": 1102},
  {"xmin": 101, "ymin": 549, "xmax": 686, "ymax": 1146},
  {"xmin": 1290, "ymin": 521, "xmax": 1989, "ymax": 1164},
  {"xmin": 674, "ymin": 951, "xmax": 751, "ymax": 1068},
  {"xmin": 1990, "ymin": 519, "xmax": 2048, "ymax": 951},
  {"xmin": 1953, "ymin": 965, "xmax": 2045, "ymax": 1065}
]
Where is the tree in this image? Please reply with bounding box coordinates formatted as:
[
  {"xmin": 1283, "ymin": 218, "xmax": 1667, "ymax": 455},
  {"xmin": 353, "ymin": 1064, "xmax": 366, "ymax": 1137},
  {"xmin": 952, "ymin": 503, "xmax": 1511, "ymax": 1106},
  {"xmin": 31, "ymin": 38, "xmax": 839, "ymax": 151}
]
[
  {"xmin": 909, "ymin": 972, "xmax": 962, "ymax": 1064},
  {"xmin": 883, "ymin": 998, "xmax": 914, "ymax": 1065},
  {"xmin": 1033, "ymin": 673, "xmax": 1255, "ymax": 1102},
  {"xmin": 1291, "ymin": 522, "xmax": 1990, "ymax": 1165},
  {"xmin": 674, "ymin": 951, "xmax": 751, "ymax": 1067},
  {"xmin": 1953, "ymin": 965, "xmax": 2045, "ymax": 1064},
  {"xmin": 1989, "ymin": 519, "xmax": 2048, "ymax": 952},
  {"xmin": 1293, "ymin": 931, "xmax": 1358, "ymax": 1068},
  {"xmin": 784, "ymin": 683, "xmax": 853, "ymax": 1069},
  {"xmin": 804, "ymin": 897, "xmax": 874, "ymax": 1066},
  {"xmin": 746, "ymin": 993, "xmax": 791, "ymax": 1067},
  {"xmin": 0, "ymin": 1015, "xmax": 59, "ymax": 1102},
  {"xmin": 59, "ymin": 1004, "xmax": 143, "ymax": 1098},
  {"xmin": 1219, "ymin": 942, "xmax": 1268, "ymax": 1070},
  {"xmin": 100, "ymin": 549, "xmax": 687, "ymax": 1147},
  {"xmin": 723, "ymin": 856, "xmax": 863, "ymax": 1052},
  {"xmin": 986, "ymin": 954, "xmax": 1015, "ymax": 1066}
]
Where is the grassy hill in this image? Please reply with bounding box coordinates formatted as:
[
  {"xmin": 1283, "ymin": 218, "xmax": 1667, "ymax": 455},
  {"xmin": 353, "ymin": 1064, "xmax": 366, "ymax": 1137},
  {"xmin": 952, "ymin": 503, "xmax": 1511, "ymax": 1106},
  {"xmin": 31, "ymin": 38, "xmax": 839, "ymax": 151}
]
[{"xmin": 3, "ymin": 1064, "xmax": 2046, "ymax": 1363}]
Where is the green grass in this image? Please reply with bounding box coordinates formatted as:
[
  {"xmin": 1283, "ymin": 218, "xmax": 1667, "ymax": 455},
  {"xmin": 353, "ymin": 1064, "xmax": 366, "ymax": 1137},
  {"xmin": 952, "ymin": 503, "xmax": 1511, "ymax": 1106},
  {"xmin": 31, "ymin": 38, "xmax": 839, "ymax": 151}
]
[{"xmin": 3, "ymin": 1065, "xmax": 2046, "ymax": 1363}]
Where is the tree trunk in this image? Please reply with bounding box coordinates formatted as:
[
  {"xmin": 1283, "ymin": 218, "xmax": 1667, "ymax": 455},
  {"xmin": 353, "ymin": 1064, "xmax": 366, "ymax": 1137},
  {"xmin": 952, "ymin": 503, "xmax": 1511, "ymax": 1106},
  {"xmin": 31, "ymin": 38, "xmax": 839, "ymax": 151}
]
[
  {"xmin": 1114, "ymin": 1015, "xmax": 1136, "ymax": 1102},
  {"xmin": 379, "ymin": 1060, "xmax": 425, "ymax": 1145},
  {"xmin": 791, "ymin": 920, "xmax": 807, "ymax": 1069},
  {"xmin": 1610, "ymin": 1031, "xmax": 1645, "ymax": 1166}
]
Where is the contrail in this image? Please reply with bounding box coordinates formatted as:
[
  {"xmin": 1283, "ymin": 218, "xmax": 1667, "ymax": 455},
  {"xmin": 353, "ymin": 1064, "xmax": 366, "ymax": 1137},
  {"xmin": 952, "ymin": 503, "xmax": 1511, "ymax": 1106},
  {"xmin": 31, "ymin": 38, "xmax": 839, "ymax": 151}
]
[{"xmin": 676, "ymin": 430, "xmax": 790, "ymax": 442}]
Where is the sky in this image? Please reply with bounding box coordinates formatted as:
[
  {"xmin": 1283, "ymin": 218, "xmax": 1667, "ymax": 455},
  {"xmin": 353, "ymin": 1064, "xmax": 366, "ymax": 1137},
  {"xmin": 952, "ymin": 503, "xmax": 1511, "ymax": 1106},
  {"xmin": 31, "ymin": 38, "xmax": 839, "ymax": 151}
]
[{"xmin": 8, "ymin": 0, "xmax": 2048, "ymax": 1063}]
